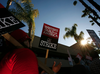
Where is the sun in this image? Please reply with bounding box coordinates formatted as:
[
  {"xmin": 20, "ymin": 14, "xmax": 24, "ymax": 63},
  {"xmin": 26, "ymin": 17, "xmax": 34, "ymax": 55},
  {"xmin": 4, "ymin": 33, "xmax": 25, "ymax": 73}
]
[{"xmin": 81, "ymin": 39, "xmax": 87, "ymax": 45}]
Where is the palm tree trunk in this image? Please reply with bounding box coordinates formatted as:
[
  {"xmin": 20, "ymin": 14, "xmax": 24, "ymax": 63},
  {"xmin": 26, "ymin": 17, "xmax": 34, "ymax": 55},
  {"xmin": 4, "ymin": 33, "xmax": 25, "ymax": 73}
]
[
  {"xmin": 29, "ymin": 23, "xmax": 32, "ymax": 38},
  {"xmin": 6, "ymin": 0, "xmax": 13, "ymax": 9},
  {"xmin": 29, "ymin": 22, "xmax": 32, "ymax": 48},
  {"xmin": 88, "ymin": 0, "xmax": 100, "ymax": 12}
]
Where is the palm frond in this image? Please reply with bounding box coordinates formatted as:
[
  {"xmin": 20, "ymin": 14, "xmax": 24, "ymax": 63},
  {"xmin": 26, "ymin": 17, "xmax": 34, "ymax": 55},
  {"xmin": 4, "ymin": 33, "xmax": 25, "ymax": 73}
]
[
  {"xmin": 65, "ymin": 27, "xmax": 70, "ymax": 31},
  {"xmin": 91, "ymin": 23, "xmax": 94, "ymax": 26},
  {"xmin": 81, "ymin": 13, "xmax": 87, "ymax": 17},
  {"xmin": 63, "ymin": 35, "xmax": 66, "ymax": 39},
  {"xmin": 79, "ymin": 31, "xmax": 84, "ymax": 37},
  {"xmin": 90, "ymin": 20, "xmax": 93, "ymax": 22},
  {"xmin": 19, "ymin": 0, "xmax": 32, "ymax": 3},
  {"xmin": 31, "ymin": 9, "xmax": 39, "ymax": 20},
  {"xmin": 71, "ymin": 24, "xmax": 77, "ymax": 34},
  {"xmin": 73, "ymin": 23, "xmax": 78, "ymax": 27},
  {"xmin": 22, "ymin": 1, "xmax": 34, "ymax": 13},
  {"xmin": 13, "ymin": 1, "xmax": 25, "ymax": 12},
  {"xmin": 65, "ymin": 32, "xmax": 72, "ymax": 38},
  {"xmin": 73, "ymin": 1, "xmax": 77, "ymax": 6}
]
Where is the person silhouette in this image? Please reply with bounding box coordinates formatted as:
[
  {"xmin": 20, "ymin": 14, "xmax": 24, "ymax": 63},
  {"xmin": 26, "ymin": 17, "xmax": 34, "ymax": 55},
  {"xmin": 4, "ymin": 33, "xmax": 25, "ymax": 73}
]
[
  {"xmin": 71, "ymin": 57, "xmax": 88, "ymax": 74},
  {"xmin": 89, "ymin": 50, "xmax": 100, "ymax": 74}
]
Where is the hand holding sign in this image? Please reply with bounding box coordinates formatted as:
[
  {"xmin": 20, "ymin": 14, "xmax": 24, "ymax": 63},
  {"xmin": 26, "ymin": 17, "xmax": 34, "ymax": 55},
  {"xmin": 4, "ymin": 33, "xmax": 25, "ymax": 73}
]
[{"xmin": 52, "ymin": 61, "xmax": 62, "ymax": 73}]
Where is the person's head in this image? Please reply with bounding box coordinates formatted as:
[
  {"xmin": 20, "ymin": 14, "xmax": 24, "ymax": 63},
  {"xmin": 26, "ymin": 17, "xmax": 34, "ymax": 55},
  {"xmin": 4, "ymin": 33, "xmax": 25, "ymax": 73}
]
[
  {"xmin": 6, "ymin": 29, "xmax": 31, "ymax": 49},
  {"xmin": 90, "ymin": 50, "xmax": 99, "ymax": 60},
  {"xmin": 74, "ymin": 57, "xmax": 80, "ymax": 64}
]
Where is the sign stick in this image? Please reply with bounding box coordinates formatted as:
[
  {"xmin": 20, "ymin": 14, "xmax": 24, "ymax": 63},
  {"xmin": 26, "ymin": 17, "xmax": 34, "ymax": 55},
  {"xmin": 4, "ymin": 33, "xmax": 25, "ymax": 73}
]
[
  {"xmin": 2, "ymin": 33, "xmax": 24, "ymax": 48},
  {"xmin": 45, "ymin": 49, "xmax": 49, "ymax": 65}
]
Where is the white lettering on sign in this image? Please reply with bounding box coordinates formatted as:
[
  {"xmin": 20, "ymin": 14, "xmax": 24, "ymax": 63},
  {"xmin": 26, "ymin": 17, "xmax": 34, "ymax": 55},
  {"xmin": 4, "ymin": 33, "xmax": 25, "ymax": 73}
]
[
  {"xmin": 40, "ymin": 40, "xmax": 57, "ymax": 49},
  {"xmin": 43, "ymin": 25, "xmax": 58, "ymax": 38},
  {"xmin": 0, "ymin": 16, "xmax": 20, "ymax": 29}
]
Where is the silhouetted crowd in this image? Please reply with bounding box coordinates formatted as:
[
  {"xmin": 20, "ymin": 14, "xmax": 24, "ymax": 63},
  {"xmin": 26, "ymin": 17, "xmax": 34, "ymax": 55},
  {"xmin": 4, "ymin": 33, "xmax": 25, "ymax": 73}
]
[
  {"xmin": 71, "ymin": 50, "xmax": 100, "ymax": 74},
  {"xmin": 0, "ymin": 29, "xmax": 100, "ymax": 74}
]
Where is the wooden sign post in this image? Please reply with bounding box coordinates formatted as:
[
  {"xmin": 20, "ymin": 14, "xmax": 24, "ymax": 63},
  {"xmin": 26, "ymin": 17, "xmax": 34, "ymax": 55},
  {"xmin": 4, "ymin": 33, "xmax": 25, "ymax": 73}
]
[{"xmin": 45, "ymin": 49, "xmax": 49, "ymax": 64}]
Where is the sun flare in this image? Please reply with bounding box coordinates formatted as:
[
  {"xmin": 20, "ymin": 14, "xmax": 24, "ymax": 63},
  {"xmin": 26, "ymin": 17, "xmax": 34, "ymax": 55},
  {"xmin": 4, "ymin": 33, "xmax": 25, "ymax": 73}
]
[{"xmin": 81, "ymin": 39, "xmax": 87, "ymax": 45}]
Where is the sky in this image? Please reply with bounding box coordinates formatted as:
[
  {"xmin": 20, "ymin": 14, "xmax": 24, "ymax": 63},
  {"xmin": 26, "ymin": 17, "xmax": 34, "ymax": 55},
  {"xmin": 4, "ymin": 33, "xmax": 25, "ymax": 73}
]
[{"xmin": 0, "ymin": 0, "xmax": 100, "ymax": 47}]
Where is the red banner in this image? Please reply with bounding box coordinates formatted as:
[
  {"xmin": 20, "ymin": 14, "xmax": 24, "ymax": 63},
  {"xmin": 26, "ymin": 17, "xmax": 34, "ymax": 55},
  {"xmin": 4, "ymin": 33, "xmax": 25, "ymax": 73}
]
[{"xmin": 42, "ymin": 23, "xmax": 60, "ymax": 39}]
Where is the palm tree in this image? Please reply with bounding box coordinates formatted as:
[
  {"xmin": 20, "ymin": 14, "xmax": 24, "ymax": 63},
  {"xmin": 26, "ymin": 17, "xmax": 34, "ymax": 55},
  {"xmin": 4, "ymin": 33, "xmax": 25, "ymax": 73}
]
[
  {"xmin": 63, "ymin": 24, "xmax": 95, "ymax": 57},
  {"xmin": 9, "ymin": 0, "xmax": 39, "ymax": 47},
  {"xmin": 63, "ymin": 24, "xmax": 84, "ymax": 43},
  {"xmin": 63, "ymin": 24, "xmax": 86, "ymax": 56},
  {"xmin": 6, "ymin": 0, "xmax": 13, "ymax": 9},
  {"xmin": 6, "ymin": 0, "xmax": 32, "ymax": 9}
]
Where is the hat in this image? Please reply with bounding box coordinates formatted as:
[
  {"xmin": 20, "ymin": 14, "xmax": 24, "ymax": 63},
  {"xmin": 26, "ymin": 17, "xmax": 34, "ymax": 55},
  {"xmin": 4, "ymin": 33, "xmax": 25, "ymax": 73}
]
[{"xmin": 10, "ymin": 29, "xmax": 31, "ymax": 43}]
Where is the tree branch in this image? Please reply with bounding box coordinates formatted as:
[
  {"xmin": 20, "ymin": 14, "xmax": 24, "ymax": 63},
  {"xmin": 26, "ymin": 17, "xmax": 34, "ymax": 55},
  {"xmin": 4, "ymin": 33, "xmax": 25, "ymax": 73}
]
[{"xmin": 88, "ymin": 0, "xmax": 100, "ymax": 12}]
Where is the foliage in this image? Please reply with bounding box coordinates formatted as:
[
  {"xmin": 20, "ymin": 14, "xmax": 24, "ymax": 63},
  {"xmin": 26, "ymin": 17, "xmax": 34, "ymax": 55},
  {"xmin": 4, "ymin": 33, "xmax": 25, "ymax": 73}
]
[
  {"xmin": 8, "ymin": 0, "xmax": 39, "ymax": 47},
  {"xmin": 73, "ymin": 0, "xmax": 77, "ymax": 6},
  {"xmin": 96, "ymin": 50, "xmax": 100, "ymax": 54},
  {"xmin": 63, "ymin": 24, "xmax": 84, "ymax": 43},
  {"xmin": 73, "ymin": 0, "xmax": 100, "ymax": 26}
]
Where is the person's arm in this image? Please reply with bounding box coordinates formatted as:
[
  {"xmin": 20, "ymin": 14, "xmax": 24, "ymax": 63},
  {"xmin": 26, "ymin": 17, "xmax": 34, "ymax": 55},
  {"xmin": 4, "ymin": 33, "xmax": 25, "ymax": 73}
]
[
  {"xmin": 12, "ymin": 48, "xmax": 39, "ymax": 74},
  {"xmin": 52, "ymin": 61, "xmax": 62, "ymax": 73},
  {"xmin": 41, "ymin": 61, "xmax": 62, "ymax": 74}
]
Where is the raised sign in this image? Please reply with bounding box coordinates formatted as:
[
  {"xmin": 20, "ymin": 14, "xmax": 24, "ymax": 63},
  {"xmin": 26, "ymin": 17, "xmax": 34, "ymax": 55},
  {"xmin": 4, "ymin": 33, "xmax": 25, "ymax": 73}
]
[
  {"xmin": 39, "ymin": 23, "xmax": 60, "ymax": 50},
  {"xmin": 87, "ymin": 29, "xmax": 100, "ymax": 49},
  {"xmin": 76, "ymin": 53, "xmax": 82, "ymax": 61},
  {"xmin": 86, "ymin": 55, "xmax": 92, "ymax": 61},
  {"xmin": 0, "ymin": 3, "xmax": 25, "ymax": 36}
]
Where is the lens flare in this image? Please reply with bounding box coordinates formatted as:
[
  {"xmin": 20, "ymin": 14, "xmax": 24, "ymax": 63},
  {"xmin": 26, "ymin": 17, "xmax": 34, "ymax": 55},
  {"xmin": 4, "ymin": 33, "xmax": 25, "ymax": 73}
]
[{"xmin": 81, "ymin": 39, "xmax": 87, "ymax": 45}]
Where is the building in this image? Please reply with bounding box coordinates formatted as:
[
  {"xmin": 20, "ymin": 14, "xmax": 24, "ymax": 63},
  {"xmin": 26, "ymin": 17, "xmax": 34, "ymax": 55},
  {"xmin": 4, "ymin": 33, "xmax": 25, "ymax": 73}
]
[{"xmin": 31, "ymin": 36, "xmax": 84, "ymax": 73}]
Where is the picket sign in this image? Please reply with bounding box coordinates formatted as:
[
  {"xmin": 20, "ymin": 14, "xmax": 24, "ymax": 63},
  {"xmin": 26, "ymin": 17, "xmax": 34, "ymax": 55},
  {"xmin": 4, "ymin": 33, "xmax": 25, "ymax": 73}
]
[
  {"xmin": 86, "ymin": 55, "xmax": 92, "ymax": 61},
  {"xmin": 67, "ymin": 49, "xmax": 73, "ymax": 66},
  {"xmin": 39, "ymin": 23, "xmax": 60, "ymax": 65},
  {"xmin": 76, "ymin": 53, "xmax": 82, "ymax": 61},
  {"xmin": 0, "ymin": 3, "xmax": 25, "ymax": 36},
  {"xmin": 2, "ymin": 33, "xmax": 54, "ymax": 74}
]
